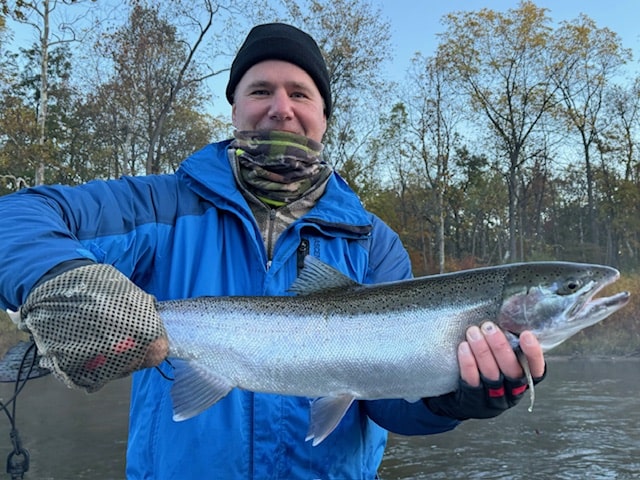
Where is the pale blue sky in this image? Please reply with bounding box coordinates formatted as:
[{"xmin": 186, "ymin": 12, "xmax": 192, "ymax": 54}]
[{"xmin": 381, "ymin": 0, "xmax": 640, "ymax": 81}]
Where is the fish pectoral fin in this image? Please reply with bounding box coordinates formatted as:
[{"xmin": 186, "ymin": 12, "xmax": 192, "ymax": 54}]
[
  {"xmin": 306, "ymin": 394, "xmax": 355, "ymax": 446},
  {"xmin": 169, "ymin": 358, "xmax": 234, "ymax": 421}
]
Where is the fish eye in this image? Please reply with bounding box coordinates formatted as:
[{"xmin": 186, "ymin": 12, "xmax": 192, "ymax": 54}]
[{"xmin": 558, "ymin": 278, "xmax": 582, "ymax": 295}]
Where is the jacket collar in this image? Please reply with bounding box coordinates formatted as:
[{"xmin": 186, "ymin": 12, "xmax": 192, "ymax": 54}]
[{"xmin": 177, "ymin": 140, "xmax": 372, "ymax": 235}]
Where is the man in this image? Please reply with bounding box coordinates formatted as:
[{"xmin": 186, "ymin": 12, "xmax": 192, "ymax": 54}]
[{"xmin": 0, "ymin": 23, "xmax": 545, "ymax": 478}]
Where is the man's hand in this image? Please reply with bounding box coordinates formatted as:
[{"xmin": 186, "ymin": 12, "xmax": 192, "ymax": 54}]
[
  {"xmin": 459, "ymin": 321, "xmax": 545, "ymax": 386},
  {"xmin": 16, "ymin": 263, "xmax": 168, "ymax": 392},
  {"xmin": 424, "ymin": 322, "xmax": 546, "ymax": 420}
]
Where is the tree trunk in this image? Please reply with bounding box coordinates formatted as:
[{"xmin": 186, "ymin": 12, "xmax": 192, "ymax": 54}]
[{"xmin": 35, "ymin": 0, "xmax": 50, "ymax": 185}]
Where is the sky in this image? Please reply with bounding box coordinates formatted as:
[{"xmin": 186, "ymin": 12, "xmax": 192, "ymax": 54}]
[{"xmin": 380, "ymin": 0, "xmax": 640, "ymax": 81}]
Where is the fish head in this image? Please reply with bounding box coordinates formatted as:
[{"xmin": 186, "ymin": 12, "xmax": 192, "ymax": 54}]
[{"xmin": 496, "ymin": 262, "xmax": 630, "ymax": 352}]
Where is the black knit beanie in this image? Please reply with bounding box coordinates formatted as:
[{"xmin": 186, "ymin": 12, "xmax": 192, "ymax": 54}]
[{"xmin": 225, "ymin": 23, "xmax": 332, "ymax": 119}]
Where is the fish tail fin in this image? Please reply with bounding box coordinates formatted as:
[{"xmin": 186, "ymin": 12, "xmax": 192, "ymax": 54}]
[{"xmin": 6, "ymin": 309, "xmax": 22, "ymax": 327}]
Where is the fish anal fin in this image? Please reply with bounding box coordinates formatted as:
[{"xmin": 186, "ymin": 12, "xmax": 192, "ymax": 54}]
[
  {"xmin": 306, "ymin": 395, "xmax": 355, "ymax": 446},
  {"xmin": 170, "ymin": 358, "xmax": 234, "ymax": 421},
  {"xmin": 403, "ymin": 397, "xmax": 421, "ymax": 403}
]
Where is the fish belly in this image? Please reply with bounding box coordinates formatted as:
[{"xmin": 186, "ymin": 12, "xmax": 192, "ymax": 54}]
[{"xmin": 162, "ymin": 301, "xmax": 486, "ymax": 400}]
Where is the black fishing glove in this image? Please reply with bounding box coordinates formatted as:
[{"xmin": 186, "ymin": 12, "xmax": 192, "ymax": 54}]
[
  {"xmin": 423, "ymin": 369, "xmax": 546, "ymax": 420},
  {"xmin": 13, "ymin": 262, "xmax": 168, "ymax": 392}
]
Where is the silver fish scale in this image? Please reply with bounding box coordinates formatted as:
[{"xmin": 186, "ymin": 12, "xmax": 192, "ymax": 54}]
[{"xmin": 160, "ymin": 292, "xmax": 498, "ymax": 400}]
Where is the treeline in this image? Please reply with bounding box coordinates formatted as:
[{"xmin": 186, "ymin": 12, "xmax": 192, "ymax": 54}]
[{"xmin": 1, "ymin": 0, "xmax": 640, "ymax": 275}]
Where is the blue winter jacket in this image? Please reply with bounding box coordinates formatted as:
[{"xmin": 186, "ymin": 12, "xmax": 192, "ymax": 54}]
[{"xmin": 0, "ymin": 140, "xmax": 459, "ymax": 479}]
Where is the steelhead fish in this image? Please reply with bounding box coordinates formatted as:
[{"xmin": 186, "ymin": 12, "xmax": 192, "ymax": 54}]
[
  {"xmin": 159, "ymin": 256, "xmax": 629, "ymax": 445},
  {"xmin": 2, "ymin": 257, "xmax": 630, "ymax": 445}
]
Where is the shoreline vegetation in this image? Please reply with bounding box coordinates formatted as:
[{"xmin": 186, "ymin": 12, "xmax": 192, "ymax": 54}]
[{"xmin": 0, "ymin": 309, "xmax": 28, "ymax": 358}]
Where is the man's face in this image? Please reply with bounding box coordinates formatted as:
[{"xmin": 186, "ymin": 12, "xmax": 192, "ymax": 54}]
[{"xmin": 232, "ymin": 60, "xmax": 327, "ymax": 143}]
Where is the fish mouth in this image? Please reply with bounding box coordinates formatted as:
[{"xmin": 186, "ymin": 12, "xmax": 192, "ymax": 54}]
[
  {"xmin": 573, "ymin": 290, "xmax": 630, "ymax": 320},
  {"xmin": 567, "ymin": 268, "xmax": 625, "ymax": 318},
  {"xmin": 538, "ymin": 278, "xmax": 630, "ymax": 353}
]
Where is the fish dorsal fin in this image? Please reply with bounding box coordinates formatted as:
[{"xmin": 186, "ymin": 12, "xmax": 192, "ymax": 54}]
[
  {"xmin": 289, "ymin": 256, "xmax": 360, "ymax": 296},
  {"xmin": 306, "ymin": 395, "xmax": 356, "ymax": 446},
  {"xmin": 170, "ymin": 358, "xmax": 234, "ymax": 421}
]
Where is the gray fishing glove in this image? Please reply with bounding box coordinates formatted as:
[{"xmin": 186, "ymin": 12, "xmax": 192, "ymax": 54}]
[
  {"xmin": 14, "ymin": 263, "xmax": 168, "ymax": 392},
  {"xmin": 423, "ymin": 368, "xmax": 546, "ymax": 420}
]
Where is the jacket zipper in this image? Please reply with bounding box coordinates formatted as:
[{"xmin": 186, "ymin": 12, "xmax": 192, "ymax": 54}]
[
  {"xmin": 297, "ymin": 238, "xmax": 310, "ymax": 275},
  {"xmin": 266, "ymin": 209, "xmax": 277, "ymax": 264}
]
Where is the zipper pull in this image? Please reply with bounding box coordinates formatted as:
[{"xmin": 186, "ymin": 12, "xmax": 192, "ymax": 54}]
[{"xmin": 297, "ymin": 239, "xmax": 310, "ymax": 274}]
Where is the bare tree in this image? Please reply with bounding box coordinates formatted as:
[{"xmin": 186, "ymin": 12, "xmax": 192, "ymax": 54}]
[
  {"xmin": 142, "ymin": 0, "xmax": 219, "ymax": 175},
  {"xmin": 550, "ymin": 14, "xmax": 631, "ymax": 250},
  {"xmin": 437, "ymin": 1, "xmax": 560, "ymax": 262},
  {"xmin": 404, "ymin": 53, "xmax": 462, "ymax": 272},
  {"xmin": 96, "ymin": 2, "xmax": 220, "ymax": 174},
  {"xmin": 603, "ymin": 78, "xmax": 640, "ymax": 182},
  {"xmin": 5, "ymin": 0, "xmax": 89, "ymax": 184}
]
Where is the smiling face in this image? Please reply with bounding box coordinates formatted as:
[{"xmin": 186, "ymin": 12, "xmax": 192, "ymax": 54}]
[{"xmin": 231, "ymin": 60, "xmax": 328, "ymax": 143}]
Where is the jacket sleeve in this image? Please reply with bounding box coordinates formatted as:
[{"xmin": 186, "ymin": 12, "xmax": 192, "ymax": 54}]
[
  {"xmin": 0, "ymin": 175, "xmax": 177, "ymax": 310},
  {"xmin": 363, "ymin": 213, "xmax": 413, "ymax": 284},
  {"xmin": 362, "ymin": 213, "xmax": 461, "ymax": 435}
]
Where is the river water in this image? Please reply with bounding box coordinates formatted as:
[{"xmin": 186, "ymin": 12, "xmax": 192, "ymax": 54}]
[
  {"xmin": 378, "ymin": 357, "xmax": 640, "ymax": 480},
  {"xmin": 0, "ymin": 357, "xmax": 638, "ymax": 479}
]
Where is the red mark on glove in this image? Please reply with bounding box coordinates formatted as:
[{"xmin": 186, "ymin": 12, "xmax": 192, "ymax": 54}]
[
  {"xmin": 511, "ymin": 384, "xmax": 527, "ymax": 396},
  {"xmin": 113, "ymin": 337, "xmax": 136, "ymax": 354},
  {"xmin": 84, "ymin": 354, "xmax": 107, "ymax": 371},
  {"xmin": 488, "ymin": 386, "xmax": 505, "ymax": 398}
]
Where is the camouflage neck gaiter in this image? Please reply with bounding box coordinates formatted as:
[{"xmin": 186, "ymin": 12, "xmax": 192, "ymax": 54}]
[{"xmin": 231, "ymin": 130, "xmax": 332, "ymax": 206}]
